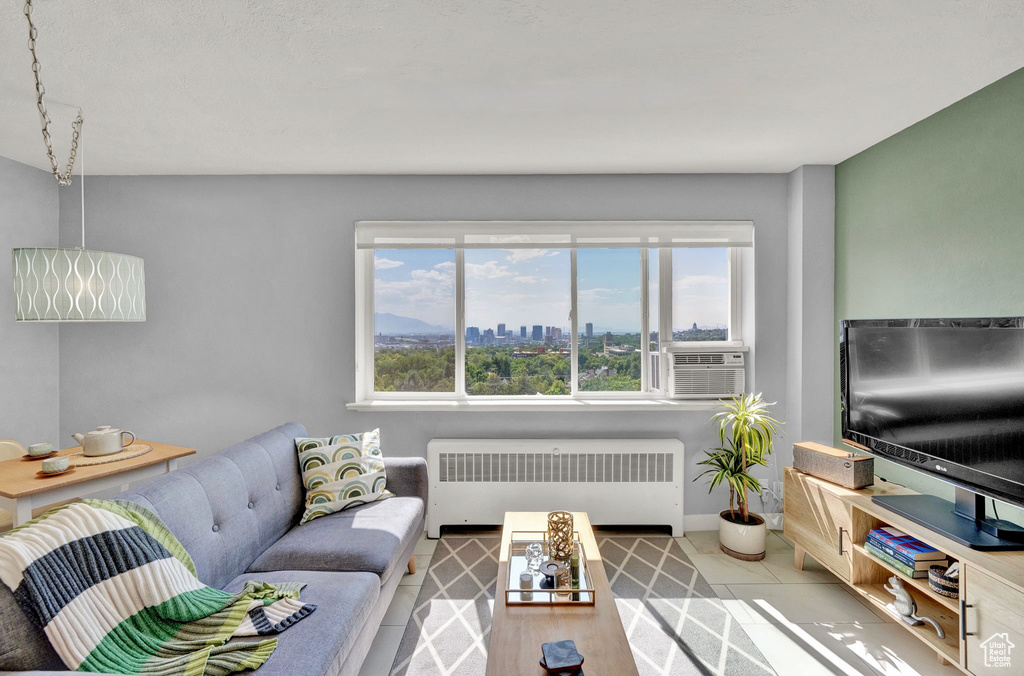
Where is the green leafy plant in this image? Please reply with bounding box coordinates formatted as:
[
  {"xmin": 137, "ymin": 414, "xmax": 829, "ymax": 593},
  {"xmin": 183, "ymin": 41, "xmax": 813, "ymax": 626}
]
[{"xmin": 695, "ymin": 393, "xmax": 782, "ymax": 524}]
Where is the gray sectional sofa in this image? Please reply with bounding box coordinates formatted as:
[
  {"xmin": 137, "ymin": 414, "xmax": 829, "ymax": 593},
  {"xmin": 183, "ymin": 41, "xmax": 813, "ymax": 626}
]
[{"xmin": 0, "ymin": 422, "xmax": 428, "ymax": 676}]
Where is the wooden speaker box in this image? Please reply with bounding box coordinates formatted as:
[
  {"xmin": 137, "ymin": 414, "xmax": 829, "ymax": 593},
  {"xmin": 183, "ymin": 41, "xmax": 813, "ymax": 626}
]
[{"xmin": 792, "ymin": 441, "xmax": 873, "ymax": 489}]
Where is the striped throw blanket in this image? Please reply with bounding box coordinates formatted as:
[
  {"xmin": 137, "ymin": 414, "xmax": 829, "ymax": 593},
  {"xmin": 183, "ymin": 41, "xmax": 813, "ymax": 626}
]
[{"xmin": 0, "ymin": 499, "xmax": 314, "ymax": 675}]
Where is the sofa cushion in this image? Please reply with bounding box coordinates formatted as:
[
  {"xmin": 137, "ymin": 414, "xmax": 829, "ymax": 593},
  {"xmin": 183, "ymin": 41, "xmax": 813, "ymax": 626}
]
[
  {"xmin": 296, "ymin": 429, "xmax": 393, "ymax": 525},
  {"xmin": 247, "ymin": 496, "xmax": 424, "ymax": 585},
  {"xmin": 114, "ymin": 422, "xmax": 307, "ymax": 589},
  {"xmin": 222, "ymin": 569, "xmax": 380, "ymax": 676}
]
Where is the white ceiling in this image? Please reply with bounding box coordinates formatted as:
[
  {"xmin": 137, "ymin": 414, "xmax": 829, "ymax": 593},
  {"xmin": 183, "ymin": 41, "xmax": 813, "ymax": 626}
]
[{"xmin": 2, "ymin": 1, "xmax": 1023, "ymax": 175}]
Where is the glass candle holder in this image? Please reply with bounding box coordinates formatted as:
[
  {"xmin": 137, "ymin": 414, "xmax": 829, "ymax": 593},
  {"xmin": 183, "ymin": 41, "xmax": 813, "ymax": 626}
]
[
  {"xmin": 555, "ymin": 564, "xmax": 572, "ymax": 600},
  {"xmin": 525, "ymin": 542, "xmax": 545, "ymax": 572},
  {"xmin": 519, "ymin": 571, "xmax": 533, "ymax": 601},
  {"xmin": 546, "ymin": 511, "xmax": 574, "ymax": 562}
]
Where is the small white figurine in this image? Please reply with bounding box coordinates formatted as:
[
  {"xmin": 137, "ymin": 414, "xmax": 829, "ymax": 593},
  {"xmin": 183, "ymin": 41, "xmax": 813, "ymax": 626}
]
[{"xmin": 884, "ymin": 575, "xmax": 945, "ymax": 639}]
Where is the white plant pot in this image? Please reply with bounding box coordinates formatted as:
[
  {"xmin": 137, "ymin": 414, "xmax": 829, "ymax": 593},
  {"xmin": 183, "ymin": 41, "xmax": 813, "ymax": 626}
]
[{"xmin": 718, "ymin": 510, "xmax": 767, "ymax": 561}]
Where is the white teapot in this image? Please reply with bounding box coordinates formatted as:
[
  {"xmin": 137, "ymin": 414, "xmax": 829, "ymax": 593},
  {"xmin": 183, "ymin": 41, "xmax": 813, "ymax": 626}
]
[{"xmin": 72, "ymin": 426, "xmax": 136, "ymax": 457}]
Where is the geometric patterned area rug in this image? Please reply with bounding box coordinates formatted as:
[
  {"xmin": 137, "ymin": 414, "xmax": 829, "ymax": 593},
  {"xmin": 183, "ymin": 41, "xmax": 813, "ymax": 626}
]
[{"xmin": 390, "ymin": 536, "xmax": 776, "ymax": 675}]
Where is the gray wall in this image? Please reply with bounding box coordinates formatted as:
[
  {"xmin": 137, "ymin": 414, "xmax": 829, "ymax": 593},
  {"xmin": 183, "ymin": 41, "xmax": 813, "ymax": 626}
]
[
  {"xmin": 0, "ymin": 156, "xmax": 60, "ymax": 450},
  {"xmin": 56, "ymin": 173, "xmax": 828, "ymax": 516}
]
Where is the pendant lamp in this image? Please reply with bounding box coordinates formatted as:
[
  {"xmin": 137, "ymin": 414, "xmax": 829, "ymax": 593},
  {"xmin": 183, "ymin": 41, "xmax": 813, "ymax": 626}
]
[{"xmin": 12, "ymin": 0, "xmax": 146, "ymax": 322}]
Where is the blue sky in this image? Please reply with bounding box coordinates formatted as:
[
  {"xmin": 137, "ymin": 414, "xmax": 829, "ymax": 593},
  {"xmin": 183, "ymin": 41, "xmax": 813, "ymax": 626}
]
[{"xmin": 374, "ymin": 248, "xmax": 728, "ymax": 332}]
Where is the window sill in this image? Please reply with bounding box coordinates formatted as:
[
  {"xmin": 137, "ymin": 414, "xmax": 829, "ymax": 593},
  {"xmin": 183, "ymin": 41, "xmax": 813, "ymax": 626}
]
[{"xmin": 345, "ymin": 398, "xmax": 722, "ymax": 412}]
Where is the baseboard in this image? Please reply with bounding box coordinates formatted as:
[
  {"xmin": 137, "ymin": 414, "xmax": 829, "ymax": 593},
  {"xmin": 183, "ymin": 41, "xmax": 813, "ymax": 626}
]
[{"xmin": 684, "ymin": 512, "xmax": 784, "ymax": 533}]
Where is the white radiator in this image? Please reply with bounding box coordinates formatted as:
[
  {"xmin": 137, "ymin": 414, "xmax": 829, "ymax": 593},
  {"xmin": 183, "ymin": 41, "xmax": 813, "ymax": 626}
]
[{"xmin": 426, "ymin": 438, "xmax": 685, "ymax": 538}]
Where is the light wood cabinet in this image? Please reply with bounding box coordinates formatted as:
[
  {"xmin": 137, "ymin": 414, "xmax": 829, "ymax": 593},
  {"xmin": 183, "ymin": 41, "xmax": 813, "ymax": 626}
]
[
  {"xmin": 963, "ymin": 565, "xmax": 1024, "ymax": 672},
  {"xmin": 783, "ymin": 468, "xmax": 854, "ymax": 580},
  {"xmin": 784, "ymin": 465, "xmax": 1024, "ymax": 675}
]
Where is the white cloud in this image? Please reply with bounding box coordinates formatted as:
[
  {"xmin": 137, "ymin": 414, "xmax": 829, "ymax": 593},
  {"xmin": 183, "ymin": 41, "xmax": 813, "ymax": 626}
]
[
  {"xmin": 676, "ymin": 275, "xmax": 728, "ymax": 289},
  {"xmin": 374, "ymin": 262, "xmax": 455, "ymax": 323},
  {"xmin": 374, "ymin": 256, "xmax": 404, "ymax": 270},
  {"xmin": 513, "ymin": 275, "xmax": 547, "ymax": 284},
  {"xmin": 503, "ymin": 249, "xmax": 561, "ymax": 263},
  {"xmin": 466, "ymin": 260, "xmax": 512, "ymax": 279},
  {"xmin": 578, "ymin": 287, "xmax": 617, "ymax": 303}
]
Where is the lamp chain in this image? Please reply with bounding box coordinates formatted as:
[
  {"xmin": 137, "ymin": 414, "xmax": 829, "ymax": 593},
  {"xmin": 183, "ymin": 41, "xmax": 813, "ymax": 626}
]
[{"xmin": 24, "ymin": 0, "xmax": 83, "ymax": 186}]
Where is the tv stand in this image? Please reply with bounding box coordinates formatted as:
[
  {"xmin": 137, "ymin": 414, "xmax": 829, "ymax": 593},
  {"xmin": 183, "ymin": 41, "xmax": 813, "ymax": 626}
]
[
  {"xmin": 874, "ymin": 488, "xmax": 1024, "ymax": 551},
  {"xmin": 785, "ymin": 466, "xmax": 1024, "ymax": 673}
]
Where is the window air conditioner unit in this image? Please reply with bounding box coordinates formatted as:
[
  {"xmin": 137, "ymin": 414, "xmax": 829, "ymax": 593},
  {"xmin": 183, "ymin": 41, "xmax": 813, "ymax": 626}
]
[{"xmin": 666, "ymin": 348, "xmax": 745, "ymax": 399}]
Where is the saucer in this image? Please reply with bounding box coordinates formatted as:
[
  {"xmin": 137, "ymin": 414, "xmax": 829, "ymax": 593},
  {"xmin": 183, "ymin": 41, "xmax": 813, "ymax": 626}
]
[
  {"xmin": 23, "ymin": 451, "xmax": 58, "ymax": 460},
  {"xmin": 37, "ymin": 467, "xmax": 74, "ymax": 478}
]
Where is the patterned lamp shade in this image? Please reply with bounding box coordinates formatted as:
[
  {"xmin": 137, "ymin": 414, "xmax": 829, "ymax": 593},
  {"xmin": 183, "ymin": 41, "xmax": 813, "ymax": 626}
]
[{"xmin": 12, "ymin": 248, "xmax": 146, "ymax": 321}]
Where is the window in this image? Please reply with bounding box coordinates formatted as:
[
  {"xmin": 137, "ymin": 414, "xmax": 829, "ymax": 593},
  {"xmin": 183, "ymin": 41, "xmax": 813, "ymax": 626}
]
[
  {"xmin": 672, "ymin": 248, "xmax": 730, "ymax": 342},
  {"xmin": 373, "ymin": 250, "xmax": 455, "ymax": 392},
  {"xmin": 577, "ymin": 249, "xmax": 642, "ymax": 392},
  {"xmin": 354, "ymin": 221, "xmax": 751, "ymax": 404},
  {"xmin": 464, "ymin": 249, "xmax": 570, "ymax": 396}
]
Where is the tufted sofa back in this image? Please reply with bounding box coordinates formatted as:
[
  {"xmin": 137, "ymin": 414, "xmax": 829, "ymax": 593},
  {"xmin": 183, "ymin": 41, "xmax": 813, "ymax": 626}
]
[{"xmin": 114, "ymin": 422, "xmax": 307, "ymax": 589}]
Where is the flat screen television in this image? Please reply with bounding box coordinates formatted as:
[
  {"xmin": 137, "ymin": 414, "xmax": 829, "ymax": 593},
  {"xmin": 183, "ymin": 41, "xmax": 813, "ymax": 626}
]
[{"xmin": 840, "ymin": 317, "xmax": 1024, "ymax": 550}]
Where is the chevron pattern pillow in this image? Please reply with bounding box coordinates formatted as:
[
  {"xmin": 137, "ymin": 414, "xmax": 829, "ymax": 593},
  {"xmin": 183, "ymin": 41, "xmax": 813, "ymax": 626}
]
[{"xmin": 294, "ymin": 428, "xmax": 393, "ymax": 524}]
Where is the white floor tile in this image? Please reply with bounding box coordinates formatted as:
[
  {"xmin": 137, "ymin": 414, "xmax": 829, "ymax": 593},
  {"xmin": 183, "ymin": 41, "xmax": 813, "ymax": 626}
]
[
  {"xmin": 761, "ymin": 546, "xmax": 840, "ymax": 584},
  {"xmin": 357, "ymin": 624, "xmax": 405, "ymax": 676},
  {"xmin": 724, "ymin": 583, "xmax": 889, "ymax": 625},
  {"xmin": 743, "ymin": 622, "xmax": 870, "ymax": 676},
  {"xmin": 687, "ymin": 552, "xmax": 781, "ymax": 584},
  {"xmin": 399, "ymin": 555, "xmax": 432, "ymax": 586},
  {"xmin": 414, "ymin": 533, "xmax": 438, "ymax": 556},
  {"xmin": 771, "ymin": 529, "xmax": 796, "ymax": 548},
  {"xmin": 683, "ymin": 529, "xmax": 723, "ymax": 555},
  {"xmin": 839, "ymin": 584, "xmax": 898, "ymax": 623},
  {"xmin": 381, "ymin": 585, "xmax": 420, "ymax": 626},
  {"xmin": 743, "ymin": 620, "xmax": 958, "ymax": 676},
  {"xmin": 675, "ymin": 535, "xmax": 699, "ymax": 558},
  {"xmin": 712, "ymin": 583, "xmax": 761, "ymax": 624}
]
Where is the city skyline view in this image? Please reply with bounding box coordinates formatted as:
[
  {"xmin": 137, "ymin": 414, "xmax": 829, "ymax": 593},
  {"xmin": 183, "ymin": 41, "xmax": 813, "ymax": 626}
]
[{"xmin": 373, "ymin": 247, "xmax": 729, "ymax": 334}]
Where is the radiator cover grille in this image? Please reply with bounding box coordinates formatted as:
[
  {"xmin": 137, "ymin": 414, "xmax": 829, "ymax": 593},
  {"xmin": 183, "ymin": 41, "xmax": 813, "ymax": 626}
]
[{"xmin": 437, "ymin": 451, "xmax": 674, "ymax": 483}]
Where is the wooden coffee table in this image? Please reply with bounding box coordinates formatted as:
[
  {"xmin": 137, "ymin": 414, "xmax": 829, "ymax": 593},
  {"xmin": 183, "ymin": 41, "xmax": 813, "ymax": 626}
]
[
  {"xmin": 0, "ymin": 441, "xmax": 194, "ymax": 527},
  {"xmin": 486, "ymin": 511, "xmax": 639, "ymax": 676}
]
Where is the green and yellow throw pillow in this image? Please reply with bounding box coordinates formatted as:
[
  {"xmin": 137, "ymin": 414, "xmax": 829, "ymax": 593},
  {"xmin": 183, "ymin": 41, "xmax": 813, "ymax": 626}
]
[{"xmin": 295, "ymin": 429, "xmax": 393, "ymax": 524}]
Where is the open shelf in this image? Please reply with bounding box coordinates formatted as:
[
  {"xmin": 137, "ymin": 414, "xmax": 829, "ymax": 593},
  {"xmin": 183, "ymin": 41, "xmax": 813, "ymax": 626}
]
[
  {"xmin": 852, "ymin": 544, "xmax": 959, "ymax": 612},
  {"xmin": 853, "ymin": 582, "xmax": 960, "ymax": 663}
]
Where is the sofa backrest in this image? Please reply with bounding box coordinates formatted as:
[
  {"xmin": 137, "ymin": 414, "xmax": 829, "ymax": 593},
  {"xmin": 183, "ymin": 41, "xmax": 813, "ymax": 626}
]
[{"xmin": 114, "ymin": 422, "xmax": 307, "ymax": 589}]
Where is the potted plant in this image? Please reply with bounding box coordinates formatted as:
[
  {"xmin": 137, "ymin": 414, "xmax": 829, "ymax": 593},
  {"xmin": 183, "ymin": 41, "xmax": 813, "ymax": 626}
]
[{"xmin": 695, "ymin": 392, "xmax": 782, "ymax": 561}]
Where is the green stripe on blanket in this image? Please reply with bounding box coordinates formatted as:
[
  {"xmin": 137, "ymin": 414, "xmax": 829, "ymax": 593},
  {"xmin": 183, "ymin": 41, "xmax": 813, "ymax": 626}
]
[{"xmin": 0, "ymin": 499, "xmax": 314, "ymax": 675}]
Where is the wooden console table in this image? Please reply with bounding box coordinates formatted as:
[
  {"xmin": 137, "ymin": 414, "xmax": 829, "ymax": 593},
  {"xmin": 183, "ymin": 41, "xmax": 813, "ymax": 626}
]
[
  {"xmin": 785, "ymin": 465, "xmax": 1024, "ymax": 674},
  {"xmin": 0, "ymin": 441, "xmax": 195, "ymax": 527}
]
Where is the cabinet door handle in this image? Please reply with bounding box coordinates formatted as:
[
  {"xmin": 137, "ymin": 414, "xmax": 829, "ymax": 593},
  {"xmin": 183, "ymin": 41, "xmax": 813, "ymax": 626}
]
[
  {"xmin": 960, "ymin": 600, "xmax": 975, "ymax": 639},
  {"xmin": 838, "ymin": 527, "xmax": 849, "ymax": 555}
]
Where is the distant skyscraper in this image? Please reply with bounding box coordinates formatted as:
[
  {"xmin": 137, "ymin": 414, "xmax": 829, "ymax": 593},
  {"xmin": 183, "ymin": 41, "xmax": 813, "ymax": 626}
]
[
  {"xmin": 483, "ymin": 328, "xmax": 495, "ymax": 344},
  {"xmin": 585, "ymin": 322, "xmax": 593, "ymax": 338},
  {"xmin": 532, "ymin": 325, "xmax": 543, "ymax": 341},
  {"xmin": 520, "ymin": 325, "xmax": 527, "ymax": 338},
  {"xmin": 466, "ymin": 326, "xmax": 480, "ymax": 344},
  {"xmin": 498, "ymin": 323, "xmax": 506, "ymax": 337},
  {"xmin": 692, "ymin": 322, "xmax": 698, "ymax": 330}
]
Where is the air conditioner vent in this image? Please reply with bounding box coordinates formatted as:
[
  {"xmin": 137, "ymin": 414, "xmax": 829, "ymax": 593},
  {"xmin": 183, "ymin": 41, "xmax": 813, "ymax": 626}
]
[
  {"xmin": 666, "ymin": 350, "xmax": 745, "ymax": 399},
  {"xmin": 674, "ymin": 353, "xmax": 725, "ymax": 366}
]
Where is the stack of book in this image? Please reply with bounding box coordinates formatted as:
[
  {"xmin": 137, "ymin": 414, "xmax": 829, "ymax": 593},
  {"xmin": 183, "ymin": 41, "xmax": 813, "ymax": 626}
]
[{"xmin": 865, "ymin": 526, "xmax": 947, "ymax": 579}]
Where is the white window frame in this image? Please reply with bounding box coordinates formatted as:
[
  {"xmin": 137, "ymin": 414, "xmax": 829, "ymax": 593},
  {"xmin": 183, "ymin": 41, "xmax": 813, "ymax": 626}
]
[{"xmin": 352, "ymin": 221, "xmax": 750, "ymax": 410}]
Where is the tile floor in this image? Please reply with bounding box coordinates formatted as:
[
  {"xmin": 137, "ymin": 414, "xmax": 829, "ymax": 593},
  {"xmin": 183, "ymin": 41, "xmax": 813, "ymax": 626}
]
[{"xmin": 358, "ymin": 530, "xmax": 959, "ymax": 676}]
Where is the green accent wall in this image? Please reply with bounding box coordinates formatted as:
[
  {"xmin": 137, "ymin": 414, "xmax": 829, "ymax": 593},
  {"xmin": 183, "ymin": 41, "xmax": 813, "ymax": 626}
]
[{"xmin": 835, "ymin": 66, "xmax": 1024, "ymax": 510}]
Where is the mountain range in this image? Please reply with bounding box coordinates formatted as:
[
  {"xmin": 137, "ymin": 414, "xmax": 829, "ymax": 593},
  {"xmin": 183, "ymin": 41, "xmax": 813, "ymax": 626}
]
[{"xmin": 374, "ymin": 313, "xmax": 454, "ymax": 335}]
